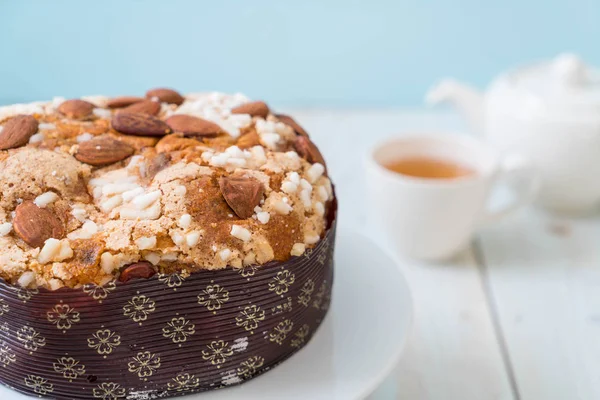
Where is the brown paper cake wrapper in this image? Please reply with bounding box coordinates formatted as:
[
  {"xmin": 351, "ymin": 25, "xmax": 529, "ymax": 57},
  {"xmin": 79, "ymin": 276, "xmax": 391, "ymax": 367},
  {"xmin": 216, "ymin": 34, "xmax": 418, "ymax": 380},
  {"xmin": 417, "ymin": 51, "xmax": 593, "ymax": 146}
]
[{"xmin": 0, "ymin": 217, "xmax": 336, "ymax": 399}]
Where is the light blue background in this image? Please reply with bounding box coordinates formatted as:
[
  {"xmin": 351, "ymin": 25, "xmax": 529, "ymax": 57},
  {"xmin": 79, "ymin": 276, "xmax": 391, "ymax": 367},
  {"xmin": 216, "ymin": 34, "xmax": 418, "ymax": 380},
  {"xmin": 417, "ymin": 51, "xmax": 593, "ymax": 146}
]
[{"xmin": 1, "ymin": 0, "xmax": 598, "ymax": 107}]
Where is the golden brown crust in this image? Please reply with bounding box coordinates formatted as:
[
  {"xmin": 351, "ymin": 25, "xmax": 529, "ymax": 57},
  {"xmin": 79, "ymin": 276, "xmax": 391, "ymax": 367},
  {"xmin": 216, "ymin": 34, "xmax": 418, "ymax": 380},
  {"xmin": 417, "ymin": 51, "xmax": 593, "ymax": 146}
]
[{"xmin": 0, "ymin": 92, "xmax": 332, "ymax": 290}]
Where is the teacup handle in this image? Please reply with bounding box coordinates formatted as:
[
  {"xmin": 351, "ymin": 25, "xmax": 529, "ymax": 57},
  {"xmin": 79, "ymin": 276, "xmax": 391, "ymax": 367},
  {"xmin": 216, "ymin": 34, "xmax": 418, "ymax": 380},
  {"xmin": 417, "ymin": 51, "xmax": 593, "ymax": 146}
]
[{"xmin": 479, "ymin": 153, "xmax": 539, "ymax": 225}]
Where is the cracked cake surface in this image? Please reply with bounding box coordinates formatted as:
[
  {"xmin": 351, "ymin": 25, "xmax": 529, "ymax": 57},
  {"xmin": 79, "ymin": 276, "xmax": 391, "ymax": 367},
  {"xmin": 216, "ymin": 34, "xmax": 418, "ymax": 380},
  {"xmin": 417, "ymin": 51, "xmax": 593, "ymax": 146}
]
[{"xmin": 0, "ymin": 90, "xmax": 333, "ymax": 290}]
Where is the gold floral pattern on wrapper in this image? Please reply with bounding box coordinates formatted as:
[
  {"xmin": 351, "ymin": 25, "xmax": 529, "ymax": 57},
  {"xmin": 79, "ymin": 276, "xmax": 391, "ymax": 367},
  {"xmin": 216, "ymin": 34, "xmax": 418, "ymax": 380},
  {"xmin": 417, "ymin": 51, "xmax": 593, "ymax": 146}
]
[
  {"xmin": 82, "ymin": 282, "xmax": 117, "ymax": 303},
  {"xmin": 0, "ymin": 299, "xmax": 9, "ymax": 316},
  {"xmin": 158, "ymin": 273, "xmax": 186, "ymax": 290},
  {"xmin": 162, "ymin": 316, "xmax": 195, "ymax": 345},
  {"xmin": 128, "ymin": 351, "xmax": 161, "ymax": 380},
  {"xmin": 268, "ymin": 269, "xmax": 296, "ymax": 296},
  {"xmin": 167, "ymin": 373, "xmax": 200, "ymax": 392},
  {"xmin": 290, "ymin": 324, "xmax": 311, "ymax": 348},
  {"xmin": 47, "ymin": 303, "xmax": 80, "ymax": 333},
  {"xmin": 0, "ymin": 341, "xmax": 16, "ymax": 367},
  {"xmin": 0, "ymin": 218, "xmax": 336, "ymax": 399},
  {"xmin": 53, "ymin": 357, "xmax": 86, "ymax": 381},
  {"xmin": 271, "ymin": 296, "xmax": 293, "ymax": 315},
  {"xmin": 24, "ymin": 375, "xmax": 53, "ymax": 395},
  {"xmin": 93, "ymin": 382, "xmax": 125, "ymax": 399},
  {"xmin": 237, "ymin": 356, "xmax": 265, "ymax": 379},
  {"xmin": 87, "ymin": 329, "xmax": 121, "ymax": 357},
  {"xmin": 8, "ymin": 286, "xmax": 38, "ymax": 302},
  {"xmin": 16, "ymin": 326, "xmax": 45, "ymax": 353},
  {"xmin": 123, "ymin": 294, "xmax": 156, "ymax": 324},
  {"xmin": 197, "ymin": 283, "xmax": 229, "ymax": 312},
  {"xmin": 202, "ymin": 340, "xmax": 233, "ymax": 367},
  {"xmin": 235, "ymin": 304, "xmax": 266, "ymax": 333},
  {"xmin": 298, "ymin": 279, "xmax": 315, "ymax": 307},
  {"xmin": 238, "ymin": 264, "xmax": 258, "ymax": 278},
  {"xmin": 269, "ymin": 319, "xmax": 294, "ymax": 345}
]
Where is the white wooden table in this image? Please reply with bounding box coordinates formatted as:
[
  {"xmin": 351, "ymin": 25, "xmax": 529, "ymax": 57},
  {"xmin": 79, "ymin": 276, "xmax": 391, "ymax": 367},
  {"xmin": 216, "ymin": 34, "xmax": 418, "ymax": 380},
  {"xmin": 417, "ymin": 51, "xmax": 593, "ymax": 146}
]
[{"xmin": 284, "ymin": 108, "xmax": 600, "ymax": 400}]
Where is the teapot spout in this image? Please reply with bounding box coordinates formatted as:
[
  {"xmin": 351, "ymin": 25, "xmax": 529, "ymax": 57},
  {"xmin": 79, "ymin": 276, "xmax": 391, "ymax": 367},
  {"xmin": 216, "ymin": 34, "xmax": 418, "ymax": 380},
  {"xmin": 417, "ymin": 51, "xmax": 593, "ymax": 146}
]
[{"xmin": 426, "ymin": 79, "xmax": 485, "ymax": 134}]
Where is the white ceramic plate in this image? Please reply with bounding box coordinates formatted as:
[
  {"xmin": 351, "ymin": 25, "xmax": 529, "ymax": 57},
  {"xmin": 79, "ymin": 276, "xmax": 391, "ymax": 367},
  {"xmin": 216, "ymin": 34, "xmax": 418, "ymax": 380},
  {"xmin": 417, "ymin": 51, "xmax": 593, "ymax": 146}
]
[{"xmin": 2, "ymin": 230, "xmax": 412, "ymax": 400}]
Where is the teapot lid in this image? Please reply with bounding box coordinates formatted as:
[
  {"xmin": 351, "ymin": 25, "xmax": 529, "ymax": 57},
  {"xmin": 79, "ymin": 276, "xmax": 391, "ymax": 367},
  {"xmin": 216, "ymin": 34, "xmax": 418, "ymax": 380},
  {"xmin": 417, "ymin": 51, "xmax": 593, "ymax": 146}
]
[{"xmin": 495, "ymin": 53, "xmax": 600, "ymax": 120}]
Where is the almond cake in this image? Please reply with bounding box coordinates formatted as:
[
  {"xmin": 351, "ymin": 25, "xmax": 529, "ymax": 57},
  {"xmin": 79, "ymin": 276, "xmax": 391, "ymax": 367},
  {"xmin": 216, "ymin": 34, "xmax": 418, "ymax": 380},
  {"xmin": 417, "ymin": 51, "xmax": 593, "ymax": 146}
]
[{"xmin": 0, "ymin": 89, "xmax": 336, "ymax": 398}]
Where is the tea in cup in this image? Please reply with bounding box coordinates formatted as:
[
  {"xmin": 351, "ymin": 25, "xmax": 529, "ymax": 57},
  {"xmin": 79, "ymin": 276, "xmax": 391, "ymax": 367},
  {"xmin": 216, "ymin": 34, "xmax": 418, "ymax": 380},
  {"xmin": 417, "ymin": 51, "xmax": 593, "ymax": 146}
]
[{"xmin": 365, "ymin": 133, "xmax": 538, "ymax": 261}]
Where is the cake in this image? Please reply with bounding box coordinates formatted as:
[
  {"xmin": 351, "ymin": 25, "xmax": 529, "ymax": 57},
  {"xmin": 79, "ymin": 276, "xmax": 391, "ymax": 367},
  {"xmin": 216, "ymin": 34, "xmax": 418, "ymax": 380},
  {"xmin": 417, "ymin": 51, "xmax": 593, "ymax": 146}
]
[{"xmin": 0, "ymin": 89, "xmax": 336, "ymax": 398}]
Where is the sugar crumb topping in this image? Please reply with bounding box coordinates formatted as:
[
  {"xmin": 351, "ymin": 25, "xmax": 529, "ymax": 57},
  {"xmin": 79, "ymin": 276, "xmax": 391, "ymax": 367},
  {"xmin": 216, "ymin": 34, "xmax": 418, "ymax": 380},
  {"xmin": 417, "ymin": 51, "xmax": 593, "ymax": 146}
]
[{"xmin": 0, "ymin": 91, "xmax": 333, "ymax": 289}]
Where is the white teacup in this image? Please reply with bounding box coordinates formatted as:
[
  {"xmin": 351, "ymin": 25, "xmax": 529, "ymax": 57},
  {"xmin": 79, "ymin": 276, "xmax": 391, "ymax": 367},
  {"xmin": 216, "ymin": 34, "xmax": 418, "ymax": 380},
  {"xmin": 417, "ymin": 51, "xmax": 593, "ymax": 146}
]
[{"xmin": 365, "ymin": 133, "xmax": 538, "ymax": 261}]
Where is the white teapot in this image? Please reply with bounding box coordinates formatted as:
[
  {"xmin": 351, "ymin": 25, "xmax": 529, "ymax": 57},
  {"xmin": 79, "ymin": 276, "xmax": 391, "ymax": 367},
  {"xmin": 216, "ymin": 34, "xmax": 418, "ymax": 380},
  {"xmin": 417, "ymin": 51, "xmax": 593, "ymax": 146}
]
[{"xmin": 427, "ymin": 54, "xmax": 600, "ymax": 214}]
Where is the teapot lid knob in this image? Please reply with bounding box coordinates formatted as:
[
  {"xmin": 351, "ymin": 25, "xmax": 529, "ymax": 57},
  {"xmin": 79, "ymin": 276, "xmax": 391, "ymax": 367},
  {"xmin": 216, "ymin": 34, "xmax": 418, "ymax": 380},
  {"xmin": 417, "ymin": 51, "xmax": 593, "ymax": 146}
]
[{"xmin": 552, "ymin": 53, "xmax": 588, "ymax": 86}]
